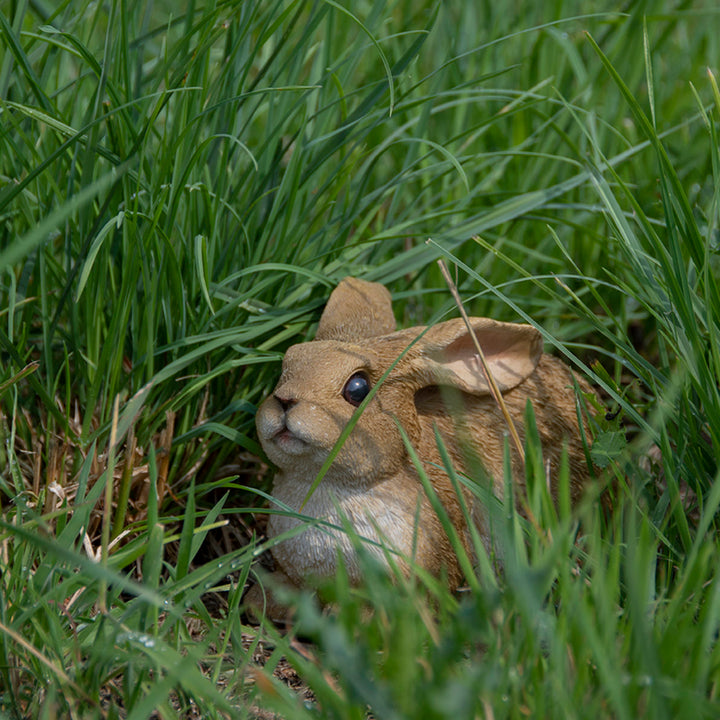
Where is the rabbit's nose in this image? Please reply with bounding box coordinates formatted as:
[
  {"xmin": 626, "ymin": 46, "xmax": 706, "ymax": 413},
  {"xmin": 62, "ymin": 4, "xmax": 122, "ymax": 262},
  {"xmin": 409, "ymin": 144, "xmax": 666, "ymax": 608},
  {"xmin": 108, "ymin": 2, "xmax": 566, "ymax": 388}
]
[{"xmin": 274, "ymin": 393, "xmax": 297, "ymax": 412}]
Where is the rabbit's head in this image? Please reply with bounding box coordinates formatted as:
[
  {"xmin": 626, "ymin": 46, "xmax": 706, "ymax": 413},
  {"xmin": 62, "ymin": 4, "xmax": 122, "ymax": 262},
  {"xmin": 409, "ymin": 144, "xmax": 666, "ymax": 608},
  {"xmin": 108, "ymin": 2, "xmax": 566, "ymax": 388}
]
[{"xmin": 255, "ymin": 277, "xmax": 543, "ymax": 487}]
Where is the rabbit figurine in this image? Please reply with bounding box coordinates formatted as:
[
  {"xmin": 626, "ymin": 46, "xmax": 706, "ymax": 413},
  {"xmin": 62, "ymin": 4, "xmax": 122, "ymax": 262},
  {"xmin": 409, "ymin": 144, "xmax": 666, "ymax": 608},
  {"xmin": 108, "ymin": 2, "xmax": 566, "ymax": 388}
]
[{"xmin": 254, "ymin": 277, "xmax": 593, "ymax": 594}]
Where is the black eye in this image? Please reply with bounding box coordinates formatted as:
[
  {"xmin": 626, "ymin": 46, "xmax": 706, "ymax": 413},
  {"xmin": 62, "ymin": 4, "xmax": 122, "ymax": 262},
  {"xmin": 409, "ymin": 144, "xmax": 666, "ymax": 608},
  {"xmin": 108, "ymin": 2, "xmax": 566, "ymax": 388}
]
[{"xmin": 342, "ymin": 372, "xmax": 371, "ymax": 406}]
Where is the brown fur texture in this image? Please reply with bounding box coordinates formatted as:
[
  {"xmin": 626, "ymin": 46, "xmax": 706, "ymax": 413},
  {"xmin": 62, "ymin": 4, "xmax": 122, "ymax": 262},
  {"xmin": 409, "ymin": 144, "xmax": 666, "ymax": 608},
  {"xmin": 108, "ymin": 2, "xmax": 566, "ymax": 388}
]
[{"xmin": 253, "ymin": 277, "xmax": 594, "ymax": 597}]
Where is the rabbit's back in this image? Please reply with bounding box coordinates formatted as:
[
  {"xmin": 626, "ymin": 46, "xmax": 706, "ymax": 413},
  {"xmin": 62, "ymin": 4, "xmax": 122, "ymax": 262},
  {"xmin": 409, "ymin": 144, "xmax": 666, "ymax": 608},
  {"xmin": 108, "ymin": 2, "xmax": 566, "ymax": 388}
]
[{"xmin": 414, "ymin": 354, "xmax": 593, "ymax": 504}]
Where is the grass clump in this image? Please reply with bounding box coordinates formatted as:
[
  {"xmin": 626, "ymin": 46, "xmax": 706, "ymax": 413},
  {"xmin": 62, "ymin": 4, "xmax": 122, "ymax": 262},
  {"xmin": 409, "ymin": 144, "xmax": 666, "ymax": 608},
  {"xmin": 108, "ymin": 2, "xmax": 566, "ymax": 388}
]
[{"xmin": 1, "ymin": 0, "xmax": 720, "ymax": 717}]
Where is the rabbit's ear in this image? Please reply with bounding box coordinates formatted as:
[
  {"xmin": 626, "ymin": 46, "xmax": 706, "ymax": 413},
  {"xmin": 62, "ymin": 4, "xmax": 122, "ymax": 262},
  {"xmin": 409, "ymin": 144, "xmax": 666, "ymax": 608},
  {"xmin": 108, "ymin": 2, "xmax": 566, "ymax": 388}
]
[
  {"xmin": 411, "ymin": 318, "xmax": 543, "ymax": 395},
  {"xmin": 315, "ymin": 277, "xmax": 396, "ymax": 341}
]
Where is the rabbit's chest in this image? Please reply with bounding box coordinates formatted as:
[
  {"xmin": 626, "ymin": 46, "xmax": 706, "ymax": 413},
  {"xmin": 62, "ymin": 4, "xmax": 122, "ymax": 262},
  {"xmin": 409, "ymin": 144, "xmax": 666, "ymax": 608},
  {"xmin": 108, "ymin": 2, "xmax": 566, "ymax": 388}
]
[{"xmin": 267, "ymin": 474, "xmax": 417, "ymax": 584}]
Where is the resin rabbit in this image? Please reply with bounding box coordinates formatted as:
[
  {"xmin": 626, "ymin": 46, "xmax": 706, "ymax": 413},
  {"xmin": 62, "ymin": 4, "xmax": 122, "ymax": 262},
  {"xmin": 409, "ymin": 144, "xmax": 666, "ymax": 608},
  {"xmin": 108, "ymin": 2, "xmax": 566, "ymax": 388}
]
[{"xmin": 254, "ymin": 277, "xmax": 593, "ymax": 593}]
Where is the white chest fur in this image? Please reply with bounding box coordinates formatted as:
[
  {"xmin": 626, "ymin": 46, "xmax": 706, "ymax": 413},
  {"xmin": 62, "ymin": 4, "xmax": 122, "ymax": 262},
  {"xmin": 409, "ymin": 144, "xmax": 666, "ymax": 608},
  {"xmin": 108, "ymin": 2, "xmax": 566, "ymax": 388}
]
[{"xmin": 267, "ymin": 473, "xmax": 417, "ymax": 585}]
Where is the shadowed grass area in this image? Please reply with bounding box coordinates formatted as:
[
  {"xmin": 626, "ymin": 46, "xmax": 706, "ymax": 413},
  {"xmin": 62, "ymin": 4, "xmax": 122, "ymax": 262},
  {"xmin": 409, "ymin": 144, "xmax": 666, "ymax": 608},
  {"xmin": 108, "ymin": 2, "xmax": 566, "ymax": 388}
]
[{"xmin": 1, "ymin": 0, "xmax": 719, "ymax": 716}]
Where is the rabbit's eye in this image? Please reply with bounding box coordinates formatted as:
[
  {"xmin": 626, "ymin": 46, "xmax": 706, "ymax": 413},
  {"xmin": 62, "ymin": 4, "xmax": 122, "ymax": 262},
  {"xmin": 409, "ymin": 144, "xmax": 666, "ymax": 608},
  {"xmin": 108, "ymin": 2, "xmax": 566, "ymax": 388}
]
[{"xmin": 342, "ymin": 372, "xmax": 371, "ymax": 406}]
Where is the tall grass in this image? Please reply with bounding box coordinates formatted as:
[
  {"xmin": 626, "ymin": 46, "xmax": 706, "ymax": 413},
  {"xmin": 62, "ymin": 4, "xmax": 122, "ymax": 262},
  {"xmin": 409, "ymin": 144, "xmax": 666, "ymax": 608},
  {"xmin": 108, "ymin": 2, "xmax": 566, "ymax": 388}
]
[{"xmin": 1, "ymin": 0, "xmax": 719, "ymax": 717}]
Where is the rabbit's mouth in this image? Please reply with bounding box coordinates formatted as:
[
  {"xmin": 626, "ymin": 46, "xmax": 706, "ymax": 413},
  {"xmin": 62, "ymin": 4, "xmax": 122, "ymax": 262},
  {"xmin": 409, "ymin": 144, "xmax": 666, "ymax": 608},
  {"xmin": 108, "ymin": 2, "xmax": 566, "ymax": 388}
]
[{"xmin": 272, "ymin": 427, "xmax": 309, "ymax": 455}]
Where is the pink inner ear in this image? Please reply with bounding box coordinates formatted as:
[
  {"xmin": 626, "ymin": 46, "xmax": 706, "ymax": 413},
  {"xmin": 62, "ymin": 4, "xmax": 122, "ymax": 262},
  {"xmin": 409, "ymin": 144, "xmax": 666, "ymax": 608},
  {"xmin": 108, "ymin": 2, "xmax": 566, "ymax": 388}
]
[{"xmin": 441, "ymin": 328, "xmax": 541, "ymax": 393}]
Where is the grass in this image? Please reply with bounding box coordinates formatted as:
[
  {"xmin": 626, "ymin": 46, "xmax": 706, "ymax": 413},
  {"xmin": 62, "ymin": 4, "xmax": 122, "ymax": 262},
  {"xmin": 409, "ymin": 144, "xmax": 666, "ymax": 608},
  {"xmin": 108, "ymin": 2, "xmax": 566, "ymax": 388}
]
[{"xmin": 1, "ymin": 0, "xmax": 719, "ymax": 717}]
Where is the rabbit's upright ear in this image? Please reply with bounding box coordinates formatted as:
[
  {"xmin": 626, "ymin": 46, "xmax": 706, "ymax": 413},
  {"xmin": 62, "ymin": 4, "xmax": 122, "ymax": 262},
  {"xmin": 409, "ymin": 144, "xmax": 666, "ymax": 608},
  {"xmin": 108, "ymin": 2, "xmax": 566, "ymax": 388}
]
[
  {"xmin": 410, "ymin": 318, "xmax": 543, "ymax": 395},
  {"xmin": 315, "ymin": 277, "xmax": 396, "ymax": 341}
]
